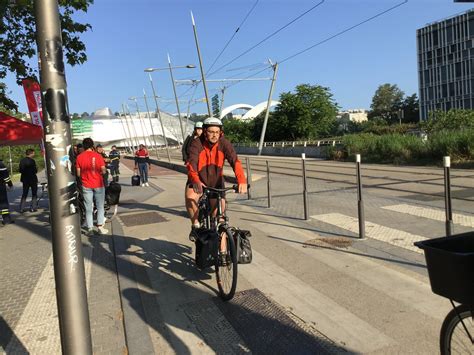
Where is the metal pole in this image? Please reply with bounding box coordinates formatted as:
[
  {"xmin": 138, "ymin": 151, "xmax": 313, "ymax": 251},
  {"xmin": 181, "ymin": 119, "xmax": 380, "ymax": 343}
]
[
  {"xmin": 149, "ymin": 73, "xmax": 171, "ymax": 162},
  {"xmin": 258, "ymin": 62, "xmax": 279, "ymax": 156},
  {"xmin": 133, "ymin": 99, "xmax": 152, "ymax": 148},
  {"xmin": 117, "ymin": 113, "xmax": 132, "ymax": 152},
  {"xmin": 143, "ymin": 89, "xmax": 160, "ymax": 160},
  {"xmin": 126, "ymin": 104, "xmax": 140, "ymax": 149},
  {"xmin": 33, "ymin": 1, "xmax": 92, "ymax": 353},
  {"xmin": 191, "ymin": 11, "xmax": 212, "ymax": 117},
  {"xmin": 7, "ymin": 146, "xmax": 13, "ymax": 176},
  {"xmin": 266, "ymin": 160, "xmax": 271, "ymax": 208},
  {"xmin": 120, "ymin": 111, "xmax": 134, "ymax": 153},
  {"xmin": 121, "ymin": 103, "xmax": 136, "ymax": 151},
  {"xmin": 245, "ymin": 157, "xmax": 252, "ymax": 200},
  {"xmin": 444, "ymin": 156, "xmax": 453, "ymax": 236},
  {"xmin": 220, "ymin": 86, "xmax": 226, "ymax": 114},
  {"xmin": 168, "ymin": 54, "xmax": 186, "ymax": 143},
  {"xmin": 356, "ymin": 154, "xmax": 366, "ymax": 239},
  {"xmin": 302, "ymin": 153, "xmax": 309, "ymax": 220}
]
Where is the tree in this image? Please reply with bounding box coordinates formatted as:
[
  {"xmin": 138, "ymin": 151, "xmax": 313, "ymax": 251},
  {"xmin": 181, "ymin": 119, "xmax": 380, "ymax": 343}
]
[
  {"xmin": 268, "ymin": 84, "xmax": 339, "ymax": 141},
  {"xmin": 1, "ymin": 0, "xmax": 93, "ymax": 111},
  {"xmin": 211, "ymin": 94, "xmax": 220, "ymax": 117},
  {"xmin": 401, "ymin": 93, "xmax": 419, "ymax": 123},
  {"xmin": 72, "ymin": 112, "xmax": 80, "ymax": 120},
  {"xmin": 81, "ymin": 112, "xmax": 89, "ymax": 117},
  {"xmin": 369, "ymin": 83, "xmax": 404, "ymax": 123}
]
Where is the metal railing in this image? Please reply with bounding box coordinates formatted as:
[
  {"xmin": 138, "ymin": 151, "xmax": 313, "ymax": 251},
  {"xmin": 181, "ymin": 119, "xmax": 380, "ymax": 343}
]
[{"xmin": 234, "ymin": 139, "xmax": 343, "ymax": 148}]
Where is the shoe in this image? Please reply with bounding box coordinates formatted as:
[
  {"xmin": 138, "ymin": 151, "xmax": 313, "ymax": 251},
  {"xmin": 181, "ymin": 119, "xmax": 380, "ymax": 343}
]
[
  {"xmin": 145, "ymin": 182, "xmax": 149, "ymax": 187},
  {"xmin": 218, "ymin": 251, "xmax": 229, "ymax": 266},
  {"xmin": 83, "ymin": 228, "xmax": 94, "ymax": 236},
  {"xmin": 97, "ymin": 225, "xmax": 109, "ymax": 235},
  {"xmin": 141, "ymin": 183, "xmax": 145, "ymax": 187}
]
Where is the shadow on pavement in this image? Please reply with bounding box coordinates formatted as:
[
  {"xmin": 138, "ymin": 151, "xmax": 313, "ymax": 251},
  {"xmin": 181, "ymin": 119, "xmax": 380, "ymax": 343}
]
[{"xmin": 0, "ymin": 316, "xmax": 28, "ymax": 354}]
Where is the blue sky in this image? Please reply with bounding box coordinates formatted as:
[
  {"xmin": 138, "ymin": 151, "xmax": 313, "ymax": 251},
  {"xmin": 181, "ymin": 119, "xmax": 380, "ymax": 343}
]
[{"xmin": 5, "ymin": 0, "xmax": 474, "ymax": 115}]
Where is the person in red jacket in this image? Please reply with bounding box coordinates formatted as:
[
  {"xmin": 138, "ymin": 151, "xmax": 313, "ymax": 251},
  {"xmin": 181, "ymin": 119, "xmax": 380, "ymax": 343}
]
[
  {"xmin": 186, "ymin": 117, "xmax": 247, "ymax": 239},
  {"xmin": 134, "ymin": 144, "xmax": 151, "ymax": 187}
]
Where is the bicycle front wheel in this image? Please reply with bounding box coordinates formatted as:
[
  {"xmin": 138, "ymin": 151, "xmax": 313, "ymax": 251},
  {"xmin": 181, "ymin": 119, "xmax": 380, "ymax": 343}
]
[
  {"xmin": 440, "ymin": 304, "xmax": 473, "ymax": 355},
  {"xmin": 215, "ymin": 226, "xmax": 238, "ymax": 301}
]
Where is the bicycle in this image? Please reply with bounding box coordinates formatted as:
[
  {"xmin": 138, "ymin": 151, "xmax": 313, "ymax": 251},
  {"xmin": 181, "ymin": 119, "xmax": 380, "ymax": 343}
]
[
  {"xmin": 415, "ymin": 232, "xmax": 473, "ymax": 355},
  {"xmin": 195, "ymin": 185, "xmax": 240, "ymax": 301}
]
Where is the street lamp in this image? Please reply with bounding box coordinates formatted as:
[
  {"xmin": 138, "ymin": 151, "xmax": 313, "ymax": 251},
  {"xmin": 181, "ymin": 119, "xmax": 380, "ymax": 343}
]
[
  {"xmin": 145, "ymin": 61, "xmax": 195, "ymax": 145},
  {"xmin": 129, "ymin": 96, "xmax": 153, "ymax": 149}
]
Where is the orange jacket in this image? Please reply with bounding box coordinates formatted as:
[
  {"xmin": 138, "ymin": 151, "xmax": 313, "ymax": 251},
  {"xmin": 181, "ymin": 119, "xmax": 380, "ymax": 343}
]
[{"xmin": 187, "ymin": 135, "xmax": 246, "ymax": 187}]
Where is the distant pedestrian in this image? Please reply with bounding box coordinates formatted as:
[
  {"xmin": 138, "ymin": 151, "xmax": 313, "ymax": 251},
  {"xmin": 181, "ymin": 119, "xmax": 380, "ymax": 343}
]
[
  {"xmin": 96, "ymin": 144, "xmax": 110, "ymax": 187},
  {"xmin": 134, "ymin": 144, "xmax": 150, "ymax": 187},
  {"xmin": 0, "ymin": 157, "xmax": 14, "ymax": 225},
  {"xmin": 182, "ymin": 121, "xmax": 203, "ymax": 163},
  {"xmin": 108, "ymin": 145, "xmax": 121, "ymax": 182},
  {"xmin": 19, "ymin": 148, "xmax": 38, "ymax": 212},
  {"xmin": 76, "ymin": 138, "xmax": 108, "ymax": 235}
]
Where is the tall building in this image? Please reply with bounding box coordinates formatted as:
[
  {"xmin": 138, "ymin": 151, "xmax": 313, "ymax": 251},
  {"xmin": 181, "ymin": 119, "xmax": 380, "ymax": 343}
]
[{"xmin": 417, "ymin": 9, "xmax": 474, "ymax": 120}]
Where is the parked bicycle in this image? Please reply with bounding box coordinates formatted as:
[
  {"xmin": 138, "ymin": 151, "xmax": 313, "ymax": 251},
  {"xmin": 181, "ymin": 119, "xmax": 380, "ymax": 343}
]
[
  {"xmin": 415, "ymin": 232, "xmax": 473, "ymax": 354},
  {"xmin": 194, "ymin": 185, "xmax": 241, "ymax": 301}
]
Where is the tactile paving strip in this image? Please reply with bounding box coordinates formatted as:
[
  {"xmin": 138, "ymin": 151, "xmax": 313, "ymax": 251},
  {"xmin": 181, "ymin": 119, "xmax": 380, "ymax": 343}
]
[
  {"xmin": 119, "ymin": 211, "xmax": 168, "ymax": 227},
  {"xmin": 214, "ymin": 289, "xmax": 347, "ymax": 354}
]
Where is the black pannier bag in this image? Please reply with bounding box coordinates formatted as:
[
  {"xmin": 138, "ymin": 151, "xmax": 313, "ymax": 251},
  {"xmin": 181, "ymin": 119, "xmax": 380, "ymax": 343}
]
[
  {"xmin": 131, "ymin": 174, "xmax": 140, "ymax": 186},
  {"xmin": 106, "ymin": 181, "xmax": 121, "ymax": 206},
  {"xmin": 233, "ymin": 228, "xmax": 252, "ymax": 264},
  {"xmin": 195, "ymin": 229, "xmax": 219, "ymax": 269}
]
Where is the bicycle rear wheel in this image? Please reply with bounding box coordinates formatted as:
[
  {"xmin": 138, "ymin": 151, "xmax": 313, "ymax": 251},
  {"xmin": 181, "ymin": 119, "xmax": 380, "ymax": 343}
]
[
  {"xmin": 440, "ymin": 304, "xmax": 473, "ymax": 355},
  {"xmin": 215, "ymin": 226, "xmax": 238, "ymax": 301}
]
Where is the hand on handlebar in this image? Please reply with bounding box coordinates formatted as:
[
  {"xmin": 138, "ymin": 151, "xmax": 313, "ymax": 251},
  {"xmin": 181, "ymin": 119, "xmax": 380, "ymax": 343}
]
[{"xmin": 238, "ymin": 183, "xmax": 247, "ymax": 195}]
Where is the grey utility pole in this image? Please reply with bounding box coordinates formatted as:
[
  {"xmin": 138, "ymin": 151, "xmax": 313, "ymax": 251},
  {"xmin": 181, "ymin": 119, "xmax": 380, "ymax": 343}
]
[
  {"xmin": 143, "ymin": 89, "xmax": 161, "ymax": 159},
  {"xmin": 191, "ymin": 11, "xmax": 212, "ymax": 117},
  {"xmin": 126, "ymin": 104, "xmax": 140, "ymax": 149},
  {"xmin": 131, "ymin": 97, "xmax": 152, "ymax": 148},
  {"xmin": 168, "ymin": 54, "xmax": 186, "ymax": 143},
  {"xmin": 148, "ymin": 73, "xmax": 172, "ymax": 162},
  {"xmin": 122, "ymin": 103, "xmax": 137, "ymax": 150},
  {"xmin": 258, "ymin": 62, "xmax": 279, "ymax": 156},
  {"xmin": 33, "ymin": 0, "xmax": 92, "ymax": 353}
]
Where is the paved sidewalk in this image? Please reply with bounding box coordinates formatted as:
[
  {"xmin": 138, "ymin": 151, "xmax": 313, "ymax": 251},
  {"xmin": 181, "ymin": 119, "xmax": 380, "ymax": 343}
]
[{"xmin": 0, "ymin": 158, "xmax": 461, "ymax": 354}]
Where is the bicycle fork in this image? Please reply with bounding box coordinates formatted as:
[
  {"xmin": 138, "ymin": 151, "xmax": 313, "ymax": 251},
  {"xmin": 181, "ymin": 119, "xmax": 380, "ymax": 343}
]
[{"xmin": 451, "ymin": 300, "xmax": 474, "ymax": 344}]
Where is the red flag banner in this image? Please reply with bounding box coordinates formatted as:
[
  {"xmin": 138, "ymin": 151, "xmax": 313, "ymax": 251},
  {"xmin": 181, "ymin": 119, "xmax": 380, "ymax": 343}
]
[{"xmin": 22, "ymin": 78, "xmax": 43, "ymax": 128}]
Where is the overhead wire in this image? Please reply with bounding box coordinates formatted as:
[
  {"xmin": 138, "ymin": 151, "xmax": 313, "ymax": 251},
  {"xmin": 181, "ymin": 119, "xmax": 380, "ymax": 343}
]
[
  {"xmin": 207, "ymin": 0, "xmax": 326, "ymax": 77},
  {"xmin": 206, "ymin": 0, "xmax": 260, "ymax": 75}
]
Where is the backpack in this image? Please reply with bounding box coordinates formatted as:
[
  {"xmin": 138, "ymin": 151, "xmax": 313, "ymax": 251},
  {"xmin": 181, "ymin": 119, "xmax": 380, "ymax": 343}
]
[
  {"xmin": 195, "ymin": 229, "xmax": 219, "ymax": 269},
  {"xmin": 232, "ymin": 228, "xmax": 253, "ymax": 264}
]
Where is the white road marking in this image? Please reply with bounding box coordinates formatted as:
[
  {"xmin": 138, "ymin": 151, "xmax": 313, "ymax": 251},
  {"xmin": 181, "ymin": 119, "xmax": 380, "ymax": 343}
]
[
  {"xmin": 310, "ymin": 213, "xmax": 426, "ymax": 253},
  {"xmin": 382, "ymin": 203, "xmax": 474, "ymax": 228}
]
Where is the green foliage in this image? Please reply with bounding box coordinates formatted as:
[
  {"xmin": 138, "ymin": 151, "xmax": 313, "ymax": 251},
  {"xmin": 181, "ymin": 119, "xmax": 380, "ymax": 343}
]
[
  {"xmin": 211, "ymin": 94, "xmax": 220, "ymax": 118},
  {"xmin": 422, "ymin": 109, "xmax": 474, "ymax": 133},
  {"xmin": 335, "ymin": 130, "xmax": 473, "ymax": 165},
  {"xmin": 270, "ymin": 84, "xmax": 339, "ymax": 140},
  {"xmin": 368, "ymin": 83, "xmax": 405, "ymax": 123},
  {"xmin": 1, "ymin": 0, "xmax": 93, "ymax": 111},
  {"xmin": 347, "ymin": 120, "xmax": 417, "ymax": 135},
  {"xmin": 223, "ymin": 118, "xmax": 253, "ymax": 143}
]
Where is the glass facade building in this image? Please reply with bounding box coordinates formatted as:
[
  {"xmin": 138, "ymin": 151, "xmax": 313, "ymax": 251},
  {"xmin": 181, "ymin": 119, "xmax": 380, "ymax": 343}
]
[{"xmin": 417, "ymin": 10, "xmax": 474, "ymax": 120}]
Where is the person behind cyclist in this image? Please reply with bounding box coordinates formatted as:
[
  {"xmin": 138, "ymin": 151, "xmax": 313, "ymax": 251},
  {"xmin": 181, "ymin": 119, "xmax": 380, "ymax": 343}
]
[
  {"xmin": 186, "ymin": 116, "xmax": 247, "ymax": 239},
  {"xmin": 108, "ymin": 145, "xmax": 121, "ymax": 182},
  {"xmin": 182, "ymin": 121, "xmax": 203, "ymax": 163}
]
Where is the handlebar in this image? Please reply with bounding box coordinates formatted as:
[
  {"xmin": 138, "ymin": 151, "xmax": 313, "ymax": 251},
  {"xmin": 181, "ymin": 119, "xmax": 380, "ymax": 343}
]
[{"xmin": 203, "ymin": 184, "xmax": 250, "ymax": 194}]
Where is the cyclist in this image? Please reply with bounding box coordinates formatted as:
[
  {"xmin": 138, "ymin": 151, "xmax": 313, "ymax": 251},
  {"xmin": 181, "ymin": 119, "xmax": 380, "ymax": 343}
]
[
  {"xmin": 182, "ymin": 121, "xmax": 203, "ymax": 163},
  {"xmin": 186, "ymin": 116, "xmax": 247, "ymax": 240}
]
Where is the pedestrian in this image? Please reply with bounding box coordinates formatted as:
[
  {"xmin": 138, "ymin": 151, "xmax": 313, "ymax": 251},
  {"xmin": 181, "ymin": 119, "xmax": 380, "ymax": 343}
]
[
  {"xmin": 134, "ymin": 144, "xmax": 151, "ymax": 187},
  {"xmin": 19, "ymin": 148, "xmax": 38, "ymax": 212},
  {"xmin": 108, "ymin": 145, "xmax": 121, "ymax": 182},
  {"xmin": 76, "ymin": 137, "xmax": 108, "ymax": 235},
  {"xmin": 96, "ymin": 144, "xmax": 110, "ymax": 187},
  {"xmin": 0, "ymin": 157, "xmax": 14, "ymax": 225},
  {"xmin": 182, "ymin": 121, "xmax": 203, "ymax": 163}
]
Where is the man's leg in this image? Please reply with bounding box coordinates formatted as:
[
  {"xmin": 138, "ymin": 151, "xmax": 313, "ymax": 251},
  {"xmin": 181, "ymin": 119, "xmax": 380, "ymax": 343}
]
[
  {"xmin": 94, "ymin": 187, "xmax": 106, "ymax": 227},
  {"xmin": 82, "ymin": 187, "xmax": 94, "ymax": 230},
  {"xmin": 20, "ymin": 182, "xmax": 29, "ymax": 212},
  {"xmin": 0, "ymin": 185, "xmax": 12, "ymax": 224},
  {"xmin": 138, "ymin": 163, "xmax": 145, "ymax": 185},
  {"xmin": 185, "ymin": 184, "xmax": 200, "ymax": 225},
  {"xmin": 30, "ymin": 182, "xmax": 38, "ymax": 211}
]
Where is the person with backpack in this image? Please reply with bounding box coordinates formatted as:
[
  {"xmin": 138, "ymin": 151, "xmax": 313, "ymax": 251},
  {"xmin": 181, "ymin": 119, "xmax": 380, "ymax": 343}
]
[
  {"xmin": 108, "ymin": 145, "xmax": 121, "ymax": 182},
  {"xmin": 182, "ymin": 121, "xmax": 203, "ymax": 163}
]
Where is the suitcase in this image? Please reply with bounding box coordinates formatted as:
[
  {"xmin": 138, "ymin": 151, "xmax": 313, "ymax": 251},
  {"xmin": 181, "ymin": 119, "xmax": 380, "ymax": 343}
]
[
  {"xmin": 131, "ymin": 175, "xmax": 140, "ymax": 186},
  {"xmin": 106, "ymin": 182, "xmax": 121, "ymax": 205}
]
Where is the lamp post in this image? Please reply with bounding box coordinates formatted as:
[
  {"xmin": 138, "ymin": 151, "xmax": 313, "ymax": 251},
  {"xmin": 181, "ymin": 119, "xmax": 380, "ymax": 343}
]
[
  {"xmin": 168, "ymin": 53, "xmax": 191, "ymax": 143},
  {"xmin": 145, "ymin": 63, "xmax": 195, "ymax": 159},
  {"xmin": 142, "ymin": 89, "xmax": 160, "ymax": 160},
  {"xmin": 129, "ymin": 97, "xmax": 152, "ymax": 148}
]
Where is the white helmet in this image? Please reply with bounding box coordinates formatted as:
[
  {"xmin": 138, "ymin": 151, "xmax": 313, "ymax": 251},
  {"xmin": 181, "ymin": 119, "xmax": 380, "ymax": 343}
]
[
  {"xmin": 203, "ymin": 116, "xmax": 223, "ymax": 128},
  {"xmin": 194, "ymin": 121, "xmax": 203, "ymax": 129}
]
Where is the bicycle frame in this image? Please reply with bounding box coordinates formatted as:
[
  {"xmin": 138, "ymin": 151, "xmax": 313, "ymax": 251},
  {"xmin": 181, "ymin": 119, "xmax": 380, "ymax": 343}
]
[
  {"xmin": 450, "ymin": 300, "xmax": 474, "ymax": 344},
  {"xmin": 198, "ymin": 189, "xmax": 228, "ymax": 231}
]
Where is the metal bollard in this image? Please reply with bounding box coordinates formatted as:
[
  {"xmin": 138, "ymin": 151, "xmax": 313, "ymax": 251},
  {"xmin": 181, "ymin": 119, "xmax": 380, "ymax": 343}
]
[
  {"xmin": 266, "ymin": 160, "xmax": 271, "ymax": 208},
  {"xmin": 246, "ymin": 157, "xmax": 252, "ymax": 200},
  {"xmin": 356, "ymin": 154, "xmax": 365, "ymax": 239},
  {"xmin": 444, "ymin": 156, "xmax": 453, "ymax": 236},
  {"xmin": 302, "ymin": 153, "xmax": 309, "ymax": 220}
]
